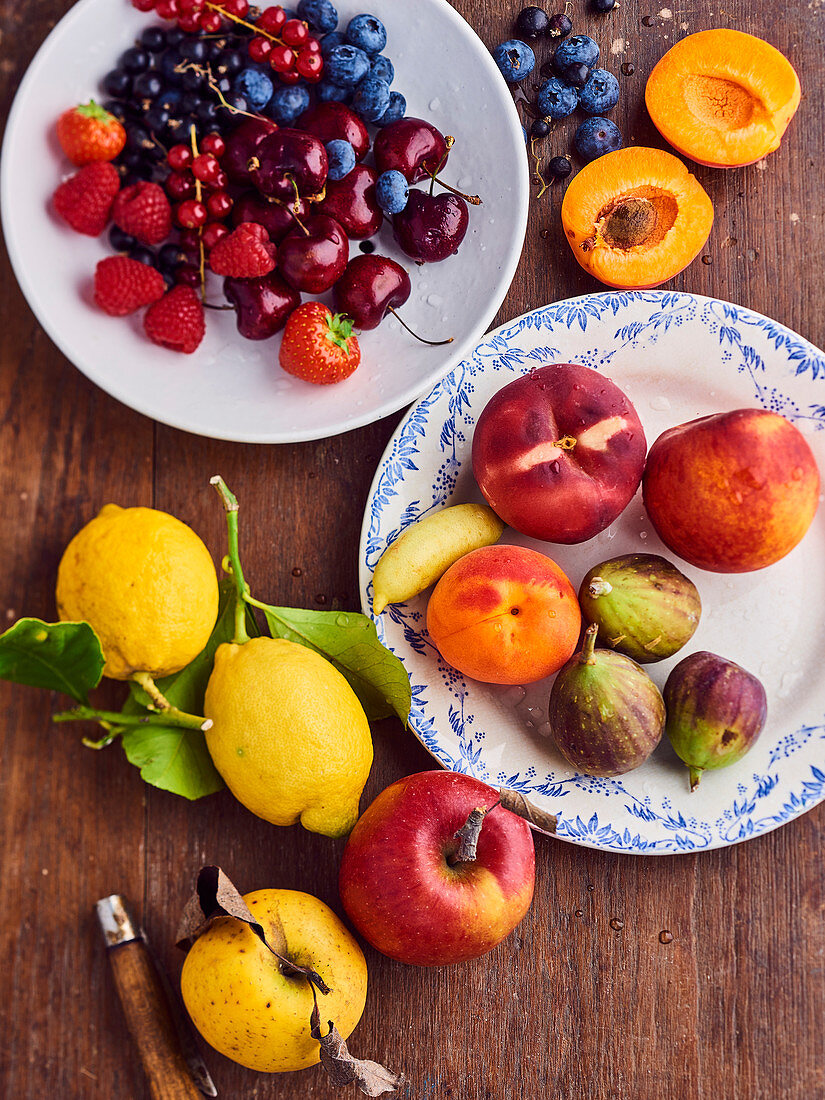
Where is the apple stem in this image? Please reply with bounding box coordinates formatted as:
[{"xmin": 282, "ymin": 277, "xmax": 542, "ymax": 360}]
[
  {"xmin": 580, "ymin": 623, "xmax": 599, "ymax": 665},
  {"xmin": 387, "ymin": 307, "xmax": 453, "ymax": 346},
  {"xmin": 449, "ymin": 801, "xmax": 500, "ymax": 864}
]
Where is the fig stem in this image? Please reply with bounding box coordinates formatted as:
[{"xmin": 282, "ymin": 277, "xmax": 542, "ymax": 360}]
[
  {"xmin": 689, "ymin": 766, "xmax": 703, "ymax": 792},
  {"xmin": 210, "ymin": 476, "xmax": 251, "ymax": 646},
  {"xmin": 580, "ymin": 623, "xmax": 598, "ymax": 665},
  {"xmin": 587, "ymin": 577, "xmax": 613, "ymax": 598},
  {"xmin": 448, "ymin": 800, "xmax": 500, "ymax": 864},
  {"xmin": 387, "ymin": 307, "xmax": 454, "ymax": 346}
]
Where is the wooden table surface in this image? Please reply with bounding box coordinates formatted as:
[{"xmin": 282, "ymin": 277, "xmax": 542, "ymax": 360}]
[{"xmin": 2, "ymin": 1, "xmax": 823, "ymax": 1097}]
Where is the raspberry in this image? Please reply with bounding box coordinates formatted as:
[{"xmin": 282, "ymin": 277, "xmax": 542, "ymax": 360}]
[
  {"xmin": 208, "ymin": 223, "xmax": 277, "ymax": 278},
  {"xmin": 52, "ymin": 162, "xmax": 120, "ymax": 236},
  {"xmin": 143, "ymin": 285, "xmax": 205, "ymax": 353},
  {"xmin": 112, "ymin": 181, "xmax": 173, "ymax": 245},
  {"xmin": 93, "ymin": 256, "xmax": 166, "ymax": 316}
]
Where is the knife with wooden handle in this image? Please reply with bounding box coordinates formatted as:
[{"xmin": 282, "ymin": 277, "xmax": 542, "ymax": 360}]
[{"xmin": 96, "ymin": 895, "xmax": 217, "ymax": 1100}]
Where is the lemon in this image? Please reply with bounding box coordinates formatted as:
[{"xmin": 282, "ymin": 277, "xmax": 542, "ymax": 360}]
[
  {"xmin": 204, "ymin": 637, "xmax": 372, "ymax": 837},
  {"xmin": 56, "ymin": 504, "xmax": 219, "ymax": 681},
  {"xmin": 180, "ymin": 888, "xmax": 368, "ymax": 1073}
]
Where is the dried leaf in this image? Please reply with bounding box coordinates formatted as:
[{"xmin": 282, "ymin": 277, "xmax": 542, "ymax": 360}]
[
  {"xmin": 499, "ymin": 788, "xmax": 557, "ymax": 835},
  {"xmin": 311, "ymin": 1005, "xmax": 404, "ymax": 1097}
]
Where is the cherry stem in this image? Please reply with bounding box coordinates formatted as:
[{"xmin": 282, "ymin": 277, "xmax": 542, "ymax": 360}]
[
  {"xmin": 448, "ymin": 801, "xmax": 501, "ymax": 865},
  {"xmin": 530, "ymin": 137, "xmax": 549, "ymax": 200},
  {"xmin": 387, "ymin": 307, "xmax": 453, "ymax": 346},
  {"xmin": 427, "ymin": 170, "xmax": 482, "ymax": 206}
]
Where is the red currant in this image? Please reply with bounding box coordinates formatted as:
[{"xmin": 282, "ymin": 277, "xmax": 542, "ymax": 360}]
[
  {"xmin": 178, "ymin": 0, "xmax": 204, "ymax": 11},
  {"xmin": 212, "ymin": 168, "xmax": 228, "ymax": 189},
  {"xmin": 131, "ymin": 0, "xmax": 156, "ymax": 11},
  {"xmin": 269, "ymin": 44, "xmax": 295, "ymax": 72},
  {"xmin": 198, "ymin": 9, "xmax": 223, "ymax": 31},
  {"xmin": 176, "ymin": 199, "xmax": 208, "ymax": 228},
  {"xmin": 278, "ymin": 69, "xmax": 302, "ymax": 84},
  {"xmin": 178, "ymin": 228, "xmax": 201, "ymax": 252},
  {"xmin": 192, "ymin": 153, "xmax": 221, "ymax": 184},
  {"xmin": 175, "ymin": 263, "xmax": 202, "ymax": 287},
  {"xmin": 168, "ymin": 144, "xmax": 193, "ymax": 171},
  {"xmin": 177, "ymin": 12, "xmax": 201, "ymax": 30},
  {"xmin": 305, "ymin": 36, "xmax": 321, "ymax": 53},
  {"xmin": 281, "ymin": 18, "xmax": 308, "ymax": 46},
  {"xmin": 257, "ymin": 5, "xmax": 286, "ymax": 34},
  {"xmin": 166, "ymin": 171, "xmax": 195, "ymax": 199},
  {"xmin": 206, "ymin": 190, "xmax": 233, "ymax": 218},
  {"xmin": 200, "ymin": 132, "xmax": 226, "ymax": 158},
  {"xmin": 201, "ymin": 222, "xmax": 229, "ymax": 250},
  {"xmin": 156, "ymin": 0, "xmax": 179, "ymax": 17},
  {"xmin": 222, "ymin": 0, "xmax": 249, "ymax": 16},
  {"xmin": 248, "ymin": 35, "xmax": 273, "ymax": 62},
  {"xmin": 295, "ymin": 48, "xmax": 323, "ymax": 79}
]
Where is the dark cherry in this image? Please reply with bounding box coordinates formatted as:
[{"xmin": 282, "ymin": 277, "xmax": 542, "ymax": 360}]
[
  {"xmin": 277, "ymin": 214, "xmax": 348, "ymax": 293},
  {"xmin": 251, "ymin": 128, "xmax": 329, "ymax": 202},
  {"xmin": 373, "ymin": 117, "xmax": 448, "ymax": 184},
  {"xmin": 223, "ymin": 272, "xmax": 301, "ymax": 340},
  {"xmin": 318, "ymin": 164, "xmax": 381, "ymax": 240},
  {"xmin": 223, "ymin": 117, "xmax": 278, "ymax": 184},
  {"xmin": 392, "ymin": 191, "xmax": 469, "ymax": 263},
  {"xmin": 297, "ymin": 101, "xmax": 370, "ymax": 163},
  {"xmin": 232, "ymin": 190, "xmax": 310, "ymax": 244},
  {"xmin": 332, "ymin": 254, "xmax": 411, "ymax": 330}
]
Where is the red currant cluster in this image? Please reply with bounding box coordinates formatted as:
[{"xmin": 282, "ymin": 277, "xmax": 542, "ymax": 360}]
[
  {"xmin": 131, "ymin": 0, "xmax": 248, "ymax": 33},
  {"xmin": 164, "ymin": 131, "xmax": 234, "ymax": 282}
]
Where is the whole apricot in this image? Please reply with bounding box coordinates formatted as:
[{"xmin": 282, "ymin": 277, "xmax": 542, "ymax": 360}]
[
  {"xmin": 426, "ymin": 545, "xmax": 581, "ymax": 685},
  {"xmin": 643, "ymin": 408, "xmax": 820, "ymax": 572}
]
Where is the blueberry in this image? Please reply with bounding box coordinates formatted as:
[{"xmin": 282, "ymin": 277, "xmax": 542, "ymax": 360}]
[
  {"xmin": 537, "ymin": 76, "xmax": 578, "ymax": 119},
  {"xmin": 345, "ymin": 13, "xmax": 387, "ymax": 55},
  {"xmin": 579, "ymin": 68, "xmax": 619, "ymax": 114},
  {"xmin": 325, "ymin": 138, "xmax": 356, "ymax": 180},
  {"xmin": 530, "ymin": 117, "xmax": 551, "ymax": 139},
  {"xmin": 351, "ymin": 75, "xmax": 390, "ymax": 122},
  {"xmin": 129, "ymin": 244, "xmax": 157, "ymax": 267},
  {"xmin": 145, "ymin": 104, "xmax": 170, "ymax": 132},
  {"xmin": 554, "ymin": 34, "xmax": 599, "ymax": 80},
  {"xmin": 375, "ymin": 90, "xmax": 406, "ymax": 126},
  {"xmin": 574, "ymin": 116, "xmax": 623, "ymax": 161},
  {"xmin": 548, "ymin": 155, "xmax": 572, "ymax": 179},
  {"xmin": 268, "ymin": 83, "xmax": 311, "ymax": 124},
  {"xmin": 235, "ymin": 68, "xmax": 274, "ymax": 110},
  {"xmin": 320, "ymin": 30, "xmax": 347, "ymax": 57},
  {"xmin": 325, "ymin": 44, "xmax": 371, "ymax": 87},
  {"xmin": 492, "ymin": 40, "xmax": 535, "ymax": 83},
  {"xmin": 562, "ymin": 61, "xmax": 590, "ymax": 87},
  {"xmin": 139, "ymin": 26, "xmax": 167, "ymax": 53},
  {"xmin": 375, "ymin": 170, "xmax": 409, "ymax": 215},
  {"xmin": 119, "ymin": 47, "xmax": 150, "ymax": 74},
  {"xmin": 515, "ymin": 6, "xmax": 550, "ymax": 39},
  {"xmin": 297, "ymin": 0, "xmax": 339, "ymax": 33},
  {"xmin": 317, "ymin": 81, "xmax": 351, "ymax": 102},
  {"xmin": 592, "ymin": 0, "xmax": 616, "ymax": 10},
  {"xmin": 370, "ymin": 54, "xmax": 394, "ymax": 85},
  {"xmin": 109, "ymin": 224, "xmax": 136, "ymax": 252},
  {"xmin": 102, "ymin": 69, "xmax": 131, "ymax": 98},
  {"xmin": 547, "ymin": 12, "xmax": 572, "ymax": 38}
]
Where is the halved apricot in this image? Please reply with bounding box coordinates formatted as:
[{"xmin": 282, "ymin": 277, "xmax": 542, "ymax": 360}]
[
  {"xmin": 560, "ymin": 147, "xmax": 713, "ymax": 289},
  {"xmin": 646, "ymin": 30, "xmax": 800, "ymax": 167}
]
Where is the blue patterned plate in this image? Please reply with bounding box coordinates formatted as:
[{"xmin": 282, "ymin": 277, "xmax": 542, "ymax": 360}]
[{"xmin": 359, "ymin": 291, "xmax": 825, "ymax": 854}]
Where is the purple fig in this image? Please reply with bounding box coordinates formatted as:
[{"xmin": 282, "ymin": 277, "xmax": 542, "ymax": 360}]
[
  {"xmin": 664, "ymin": 651, "xmax": 767, "ymax": 791},
  {"xmin": 548, "ymin": 624, "xmax": 665, "ymax": 777}
]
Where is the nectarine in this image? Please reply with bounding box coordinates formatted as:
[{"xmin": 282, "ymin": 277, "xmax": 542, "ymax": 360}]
[
  {"xmin": 426, "ymin": 544, "xmax": 581, "ymax": 684},
  {"xmin": 643, "ymin": 408, "xmax": 820, "ymax": 572}
]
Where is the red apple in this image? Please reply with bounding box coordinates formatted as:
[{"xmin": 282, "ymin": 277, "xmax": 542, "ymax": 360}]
[
  {"xmin": 472, "ymin": 362, "xmax": 647, "ymax": 543},
  {"xmin": 338, "ymin": 770, "xmax": 535, "ymax": 966}
]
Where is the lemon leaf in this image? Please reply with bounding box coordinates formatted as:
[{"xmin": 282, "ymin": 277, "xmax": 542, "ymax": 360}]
[
  {"xmin": 0, "ymin": 618, "xmax": 104, "ymax": 704},
  {"xmin": 256, "ymin": 605, "xmax": 411, "ymax": 724}
]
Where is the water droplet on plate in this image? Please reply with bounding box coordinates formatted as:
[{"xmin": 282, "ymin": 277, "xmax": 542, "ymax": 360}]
[
  {"xmin": 659, "ymin": 929, "xmax": 674, "ymax": 944},
  {"xmin": 429, "ymin": 97, "xmax": 441, "ymax": 111},
  {"xmin": 427, "ymin": 293, "xmax": 443, "ymax": 307},
  {"xmin": 609, "ymin": 917, "xmax": 624, "ymax": 931},
  {"xmin": 649, "ymin": 395, "xmax": 671, "ymax": 411}
]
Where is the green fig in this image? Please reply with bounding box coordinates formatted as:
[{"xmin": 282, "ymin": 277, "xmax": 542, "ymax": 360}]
[
  {"xmin": 663, "ymin": 651, "xmax": 767, "ymax": 791},
  {"xmin": 578, "ymin": 553, "xmax": 701, "ymax": 663},
  {"xmin": 548, "ymin": 624, "xmax": 665, "ymax": 777}
]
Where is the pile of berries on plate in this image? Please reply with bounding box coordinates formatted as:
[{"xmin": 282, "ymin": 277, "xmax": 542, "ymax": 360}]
[
  {"xmin": 50, "ymin": 0, "xmax": 479, "ymax": 383},
  {"xmin": 492, "ymin": 4, "xmax": 624, "ymax": 181}
]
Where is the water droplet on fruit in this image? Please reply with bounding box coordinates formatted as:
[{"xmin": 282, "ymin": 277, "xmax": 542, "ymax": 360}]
[
  {"xmin": 336, "ymin": 614, "xmax": 349, "ymax": 627},
  {"xmin": 429, "ymin": 97, "xmax": 441, "ymax": 111},
  {"xmin": 659, "ymin": 929, "xmax": 674, "ymax": 944},
  {"xmin": 609, "ymin": 917, "xmax": 624, "ymax": 931},
  {"xmin": 639, "ymin": 531, "xmax": 648, "ymax": 539},
  {"xmin": 649, "ymin": 395, "xmax": 671, "ymax": 411}
]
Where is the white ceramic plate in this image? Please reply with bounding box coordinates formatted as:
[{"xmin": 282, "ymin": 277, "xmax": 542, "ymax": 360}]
[
  {"xmin": 1, "ymin": 0, "xmax": 528, "ymax": 443},
  {"xmin": 360, "ymin": 291, "xmax": 825, "ymax": 854}
]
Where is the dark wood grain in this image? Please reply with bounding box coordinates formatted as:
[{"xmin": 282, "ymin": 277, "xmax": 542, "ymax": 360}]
[{"xmin": 1, "ymin": 0, "xmax": 823, "ymax": 1098}]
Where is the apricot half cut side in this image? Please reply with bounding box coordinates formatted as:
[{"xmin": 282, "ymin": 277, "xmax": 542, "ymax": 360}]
[
  {"xmin": 646, "ymin": 29, "xmax": 801, "ymax": 167},
  {"xmin": 560, "ymin": 147, "xmax": 713, "ymax": 289}
]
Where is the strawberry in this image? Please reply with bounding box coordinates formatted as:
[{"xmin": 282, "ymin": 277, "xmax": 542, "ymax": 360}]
[
  {"xmin": 208, "ymin": 223, "xmax": 277, "ymax": 278},
  {"xmin": 112, "ymin": 181, "xmax": 172, "ymax": 246},
  {"xmin": 279, "ymin": 302, "xmax": 361, "ymax": 385},
  {"xmin": 52, "ymin": 162, "xmax": 120, "ymax": 236},
  {"xmin": 144, "ymin": 286, "xmax": 205, "ymax": 354},
  {"xmin": 93, "ymin": 256, "xmax": 166, "ymax": 316},
  {"xmin": 56, "ymin": 100, "xmax": 126, "ymax": 166}
]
